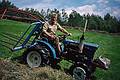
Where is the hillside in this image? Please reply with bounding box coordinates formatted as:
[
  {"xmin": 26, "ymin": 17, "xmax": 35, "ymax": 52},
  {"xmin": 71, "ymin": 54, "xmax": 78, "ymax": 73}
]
[
  {"xmin": 0, "ymin": 59, "xmax": 72, "ymax": 80},
  {"xmin": 0, "ymin": 19, "xmax": 120, "ymax": 80}
]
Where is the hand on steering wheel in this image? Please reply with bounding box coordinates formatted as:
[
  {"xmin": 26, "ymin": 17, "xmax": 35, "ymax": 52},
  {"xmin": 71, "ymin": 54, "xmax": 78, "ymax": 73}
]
[
  {"xmin": 68, "ymin": 33, "xmax": 72, "ymax": 36},
  {"xmin": 49, "ymin": 35, "xmax": 56, "ymax": 40}
]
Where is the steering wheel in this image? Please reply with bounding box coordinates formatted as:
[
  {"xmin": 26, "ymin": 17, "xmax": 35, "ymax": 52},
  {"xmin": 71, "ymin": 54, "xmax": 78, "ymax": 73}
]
[{"xmin": 58, "ymin": 34, "xmax": 71, "ymax": 42}]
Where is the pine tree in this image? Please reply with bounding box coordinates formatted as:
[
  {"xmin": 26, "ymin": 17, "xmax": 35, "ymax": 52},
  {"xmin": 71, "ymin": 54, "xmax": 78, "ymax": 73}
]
[
  {"xmin": 0, "ymin": 0, "xmax": 17, "ymax": 9},
  {"xmin": 60, "ymin": 9, "xmax": 68, "ymax": 25}
]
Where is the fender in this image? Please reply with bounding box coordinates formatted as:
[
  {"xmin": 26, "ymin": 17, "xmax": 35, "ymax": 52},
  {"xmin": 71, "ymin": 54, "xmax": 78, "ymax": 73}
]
[{"xmin": 36, "ymin": 40, "xmax": 57, "ymax": 59}]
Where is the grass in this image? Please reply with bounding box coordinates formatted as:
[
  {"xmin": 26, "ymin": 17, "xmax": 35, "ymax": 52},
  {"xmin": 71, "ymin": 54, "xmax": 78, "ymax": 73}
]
[
  {"xmin": 0, "ymin": 19, "xmax": 29, "ymax": 58},
  {"xmin": 0, "ymin": 19, "xmax": 120, "ymax": 80}
]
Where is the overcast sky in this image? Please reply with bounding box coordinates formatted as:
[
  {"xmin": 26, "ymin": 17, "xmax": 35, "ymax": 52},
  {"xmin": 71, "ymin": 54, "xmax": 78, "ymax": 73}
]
[{"xmin": 9, "ymin": 0, "xmax": 120, "ymax": 18}]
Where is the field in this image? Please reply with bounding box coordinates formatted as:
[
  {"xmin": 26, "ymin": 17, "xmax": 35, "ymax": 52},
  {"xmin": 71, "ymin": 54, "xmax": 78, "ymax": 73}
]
[{"xmin": 0, "ymin": 19, "xmax": 120, "ymax": 80}]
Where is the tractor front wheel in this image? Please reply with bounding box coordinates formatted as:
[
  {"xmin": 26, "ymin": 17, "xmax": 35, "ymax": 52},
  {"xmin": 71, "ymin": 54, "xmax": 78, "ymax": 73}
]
[{"xmin": 73, "ymin": 67, "xmax": 86, "ymax": 80}]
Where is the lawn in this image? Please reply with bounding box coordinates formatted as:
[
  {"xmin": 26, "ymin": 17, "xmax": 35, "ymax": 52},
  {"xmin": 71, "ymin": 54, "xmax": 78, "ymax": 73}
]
[{"xmin": 0, "ymin": 19, "xmax": 120, "ymax": 80}]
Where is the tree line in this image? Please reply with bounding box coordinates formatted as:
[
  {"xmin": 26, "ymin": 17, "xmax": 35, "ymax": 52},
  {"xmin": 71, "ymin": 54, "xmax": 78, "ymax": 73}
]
[
  {"xmin": 23, "ymin": 8, "xmax": 120, "ymax": 33},
  {"xmin": 0, "ymin": 0, "xmax": 120, "ymax": 33}
]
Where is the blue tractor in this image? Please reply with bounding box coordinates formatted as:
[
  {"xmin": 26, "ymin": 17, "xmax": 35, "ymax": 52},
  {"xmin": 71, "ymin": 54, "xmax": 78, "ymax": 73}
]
[{"xmin": 10, "ymin": 21, "xmax": 110, "ymax": 80}]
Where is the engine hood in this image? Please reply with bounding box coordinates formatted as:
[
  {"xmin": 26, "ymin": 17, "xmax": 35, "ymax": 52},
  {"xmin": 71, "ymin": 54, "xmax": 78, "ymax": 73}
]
[{"xmin": 63, "ymin": 39, "xmax": 99, "ymax": 49}]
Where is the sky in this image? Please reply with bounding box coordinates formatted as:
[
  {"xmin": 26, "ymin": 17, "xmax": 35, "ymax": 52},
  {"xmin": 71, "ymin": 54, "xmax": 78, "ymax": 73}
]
[{"xmin": 9, "ymin": 0, "xmax": 120, "ymax": 18}]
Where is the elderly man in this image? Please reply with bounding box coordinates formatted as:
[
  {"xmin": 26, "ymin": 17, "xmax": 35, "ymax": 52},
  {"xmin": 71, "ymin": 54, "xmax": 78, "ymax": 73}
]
[{"xmin": 41, "ymin": 13, "xmax": 71, "ymax": 56}]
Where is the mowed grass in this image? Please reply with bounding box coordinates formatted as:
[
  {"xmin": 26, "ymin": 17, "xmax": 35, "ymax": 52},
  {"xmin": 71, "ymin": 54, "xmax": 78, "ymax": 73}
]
[
  {"xmin": 0, "ymin": 19, "xmax": 29, "ymax": 58},
  {"xmin": 0, "ymin": 19, "xmax": 120, "ymax": 80}
]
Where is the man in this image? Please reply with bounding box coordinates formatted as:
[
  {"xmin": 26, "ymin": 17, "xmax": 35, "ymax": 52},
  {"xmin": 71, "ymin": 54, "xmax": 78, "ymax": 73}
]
[{"xmin": 41, "ymin": 13, "xmax": 71, "ymax": 56}]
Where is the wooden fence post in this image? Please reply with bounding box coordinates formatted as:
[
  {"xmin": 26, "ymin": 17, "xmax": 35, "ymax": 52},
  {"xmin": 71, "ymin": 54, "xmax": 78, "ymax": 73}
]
[{"xmin": 1, "ymin": 8, "xmax": 7, "ymax": 19}]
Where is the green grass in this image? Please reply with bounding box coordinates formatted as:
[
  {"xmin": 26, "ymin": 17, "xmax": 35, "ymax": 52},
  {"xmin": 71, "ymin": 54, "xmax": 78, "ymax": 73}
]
[
  {"xmin": 0, "ymin": 19, "xmax": 120, "ymax": 80},
  {"xmin": 0, "ymin": 19, "xmax": 29, "ymax": 58}
]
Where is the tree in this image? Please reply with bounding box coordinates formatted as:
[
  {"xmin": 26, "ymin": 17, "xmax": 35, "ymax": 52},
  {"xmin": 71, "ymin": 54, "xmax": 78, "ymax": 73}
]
[
  {"xmin": 46, "ymin": 8, "xmax": 51, "ymax": 20},
  {"xmin": 68, "ymin": 10, "xmax": 83, "ymax": 27},
  {"xmin": 104, "ymin": 13, "xmax": 111, "ymax": 20},
  {"xmin": 0, "ymin": 0, "xmax": 17, "ymax": 9},
  {"xmin": 24, "ymin": 8, "xmax": 44, "ymax": 21},
  {"xmin": 88, "ymin": 14, "xmax": 104, "ymax": 30},
  {"xmin": 40, "ymin": 9, "xmax": 46, "ymax": 17},
  {"xmin": 104, "ymin": 13, "xmax": 119, "ymax": 32},
  {"xmin": 60, "ymin": 9, "xmax": 69, "ymax": 25}
]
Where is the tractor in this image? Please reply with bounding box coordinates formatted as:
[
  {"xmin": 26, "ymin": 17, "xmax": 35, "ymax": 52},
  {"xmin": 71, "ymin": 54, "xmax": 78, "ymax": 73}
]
[{"xmin": 8, "ymin": 20, "xmax": 110, "ymax": 80}]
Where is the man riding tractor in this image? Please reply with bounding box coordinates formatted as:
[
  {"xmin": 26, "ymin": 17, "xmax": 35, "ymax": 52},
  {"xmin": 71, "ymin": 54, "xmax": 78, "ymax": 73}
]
[{"xmin": 41, "ymin": 13, "xmax": 71, "ymax": 57}]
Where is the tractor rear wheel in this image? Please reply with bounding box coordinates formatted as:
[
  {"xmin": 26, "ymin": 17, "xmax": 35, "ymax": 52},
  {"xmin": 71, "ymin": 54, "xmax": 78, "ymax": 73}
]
[
  {"xmin": 26, "ymin": 50, "xmax": 42, "ymax": 68},
  {"xmin": 23, "ymin": 46, "xmax": 51, "ymax": 68}
]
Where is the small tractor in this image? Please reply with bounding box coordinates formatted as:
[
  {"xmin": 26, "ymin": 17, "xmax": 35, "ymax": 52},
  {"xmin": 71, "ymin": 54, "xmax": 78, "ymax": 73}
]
[{"xmin": 2, "ymin": 20, "xmax": 110, "ymax": 80}]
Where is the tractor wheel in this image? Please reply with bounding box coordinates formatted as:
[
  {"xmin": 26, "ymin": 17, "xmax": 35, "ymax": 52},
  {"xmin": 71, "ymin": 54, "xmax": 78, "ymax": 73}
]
[
  {"xmin": 26, "ymin": 49, "xmax": 42, "ymax": 68},
  {"xmin": 23, "ymin": 46, "xmax": 51, "ymax": 68},
  {"xmin": 73, "ymin": 67, "xmax": 86, "ymax": 80}
]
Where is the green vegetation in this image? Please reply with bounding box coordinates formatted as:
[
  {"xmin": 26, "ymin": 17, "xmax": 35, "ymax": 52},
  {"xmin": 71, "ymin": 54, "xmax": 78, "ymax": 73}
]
[
  {"xmin": 67, "ymin": 11, "xmax": 120, "ymax": 33},
  {"xmin": 0, "ymin": 19, "xmax": 29, "ymax": 58},
  {"xmin": 0, "ymin": 0, "xmax": 17, "ymax": 8},
  {"xmin": 0, "ymin": 19, "xmax": 120, "ymax": 80},
  {"xmin": 1, "ymin": 0, "xmax": 120, "ymax": 33}
]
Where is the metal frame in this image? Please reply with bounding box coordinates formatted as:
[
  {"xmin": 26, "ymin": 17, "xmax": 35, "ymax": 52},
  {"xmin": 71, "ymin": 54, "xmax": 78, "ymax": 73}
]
[{"xmin": 12, "ymin": 21, "xmax": 43, "ymax": 51}]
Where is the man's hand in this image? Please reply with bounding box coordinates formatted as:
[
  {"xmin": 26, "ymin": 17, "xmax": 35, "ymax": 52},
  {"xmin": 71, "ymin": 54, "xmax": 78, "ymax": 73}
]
[
  {"xmin": 50, "ymin": 35, "xmax": 56, "ymax": 40},
  {"xmin": 68, "ymin": 33, "xmax": 72, "ymax": 36}
]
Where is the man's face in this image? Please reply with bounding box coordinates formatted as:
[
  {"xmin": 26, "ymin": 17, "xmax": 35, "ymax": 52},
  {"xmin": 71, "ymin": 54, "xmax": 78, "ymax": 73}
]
[{"xmin": 51, "ymin": 15, "xmax": 57, "ymax": 23}]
